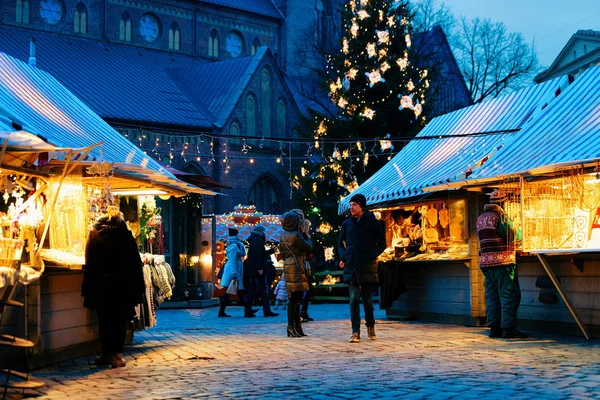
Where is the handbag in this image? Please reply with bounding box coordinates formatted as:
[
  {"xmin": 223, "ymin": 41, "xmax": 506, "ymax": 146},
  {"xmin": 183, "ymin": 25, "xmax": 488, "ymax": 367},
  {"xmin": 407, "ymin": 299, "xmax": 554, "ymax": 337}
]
[
  {"xmin": 281, "ymin": 238, "xmax": 307, "ymax": 274},
  {"xmin": 226, "ymin": 279, "xmax": 238, "ymax": 295}
]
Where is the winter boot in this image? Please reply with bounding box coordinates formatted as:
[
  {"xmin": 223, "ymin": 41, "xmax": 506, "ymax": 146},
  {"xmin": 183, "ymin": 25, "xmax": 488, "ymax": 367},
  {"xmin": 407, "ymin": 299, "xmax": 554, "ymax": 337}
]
[
  {"xmin": 287, "ymin": 305, "xmax": 300, "ymax": 337},
  {"xmin": 295, "ymin": 304, "xmax": 307, "ymax": 336},
  {"xmin": 502, "ymin": 328, "xmax": 528, "ymax": 339}
]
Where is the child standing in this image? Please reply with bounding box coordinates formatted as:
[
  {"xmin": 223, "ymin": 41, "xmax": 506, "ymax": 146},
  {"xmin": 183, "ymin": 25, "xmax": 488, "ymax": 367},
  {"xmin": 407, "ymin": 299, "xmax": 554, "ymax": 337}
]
[{"xmin": 273, "ymin": 274, "xmax": 289, "ymax": 310}]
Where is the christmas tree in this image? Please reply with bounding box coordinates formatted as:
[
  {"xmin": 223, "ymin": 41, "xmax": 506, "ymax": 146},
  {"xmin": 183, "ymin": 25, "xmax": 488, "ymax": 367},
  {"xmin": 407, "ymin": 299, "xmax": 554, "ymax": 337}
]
[{"xmin": 293, "ymin": 0, "xmax": 429, "ymax": 260}]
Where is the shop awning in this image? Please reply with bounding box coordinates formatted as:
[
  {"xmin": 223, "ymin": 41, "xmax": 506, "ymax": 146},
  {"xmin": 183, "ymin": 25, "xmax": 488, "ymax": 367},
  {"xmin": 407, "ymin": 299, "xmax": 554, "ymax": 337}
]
[
  {"xmin": 449, "ymin": 66, "xmax": 600, "ymax": 183},
  {"xmin": 0, "ymin": 52, "xmax": 214, "ymax": 196},
  {"xmin": 338, "ymin": 76, "xmax": 566, "ymax": 213}
]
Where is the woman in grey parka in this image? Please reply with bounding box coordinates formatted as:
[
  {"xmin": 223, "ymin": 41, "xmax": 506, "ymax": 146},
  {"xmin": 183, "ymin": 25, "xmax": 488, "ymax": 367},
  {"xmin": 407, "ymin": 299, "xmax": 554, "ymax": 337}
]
[{"xmin": 279, "ymin": 211, "xmax": 312, "ymax": 337}]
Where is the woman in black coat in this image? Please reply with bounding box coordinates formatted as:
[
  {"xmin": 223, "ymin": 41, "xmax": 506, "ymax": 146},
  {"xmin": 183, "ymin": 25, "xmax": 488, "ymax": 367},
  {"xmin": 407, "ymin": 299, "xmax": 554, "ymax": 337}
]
[
  {"xmin": 279, "ymin": 211, "xmax": 312, "ymax": 337},
  {"xmin": 82, "ymin": 206, "xmax": 144, "ymax": 368}
]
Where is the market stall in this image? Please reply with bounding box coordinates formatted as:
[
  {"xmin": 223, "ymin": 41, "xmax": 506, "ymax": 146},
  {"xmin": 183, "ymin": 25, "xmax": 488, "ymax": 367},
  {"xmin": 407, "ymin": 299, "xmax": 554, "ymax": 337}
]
[
  {"xmin": 426, "ymin": 66, "xmax": 600, "ymax": 338},
  {"xmin": 0, "ymin": 51, "xmax": 217, "ymax": 370},
  {"xmin": 339, "ymin": 74, "xmax": 570, "ymax": 327}
]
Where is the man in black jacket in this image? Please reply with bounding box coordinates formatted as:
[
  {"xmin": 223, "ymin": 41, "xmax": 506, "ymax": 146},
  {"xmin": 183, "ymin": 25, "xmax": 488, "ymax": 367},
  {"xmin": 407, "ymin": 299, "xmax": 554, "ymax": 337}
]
[
  {"xmin": 338, "ymin": 194, "xmax": 386, "ymax": 343},
  {"xmin": 245, "ymin": 226, "xmax": 279, "ymax": 317}
]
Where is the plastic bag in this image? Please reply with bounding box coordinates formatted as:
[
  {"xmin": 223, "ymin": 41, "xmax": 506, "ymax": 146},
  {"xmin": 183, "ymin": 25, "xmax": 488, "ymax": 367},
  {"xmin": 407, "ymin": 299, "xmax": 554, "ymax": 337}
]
[{"xmin": 226, "ymin": 279, "xmax": 238, "ymax": 295}]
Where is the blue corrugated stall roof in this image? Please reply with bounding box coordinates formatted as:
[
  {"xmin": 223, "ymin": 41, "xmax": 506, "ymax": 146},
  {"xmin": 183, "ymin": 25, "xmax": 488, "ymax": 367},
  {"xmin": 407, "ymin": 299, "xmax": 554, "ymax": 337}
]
[
  {"xmin": 0, "ymin": 51, "xmax": 170, "ymax": 174},
  {"xmin": 466, "ymin": 66, "xmax": 600, "ymax": 180},
  {"xmin": 338, "ymin": 77, "xmax": 565, "ymax": 214}
]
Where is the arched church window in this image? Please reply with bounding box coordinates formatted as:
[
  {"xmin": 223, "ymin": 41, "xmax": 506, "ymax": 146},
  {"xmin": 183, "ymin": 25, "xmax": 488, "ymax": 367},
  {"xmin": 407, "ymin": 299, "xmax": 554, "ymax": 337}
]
[
  {"xmin": 120, "ymin": 12, "xmax": 132, "ymax": 42},
  {"xmin": 209, "ymin": 29, "xmax": 220, "ymax": 57},
  {"xmin": 251, "ymin": 38, "xmax": 261, "ymax": 55},
  {"xmin": 246, "ymin": 95, "xmax": 257, "ymax": 137},
  {"xmin": 276, "ymin": 99, "xmax": 286, "ymax": 138},
  {"xmin": 16, "ymin": 0, "xmax": 30, "ymax": 24},
  {"xmin": 249, "ymin": 176, "xmax": 281, "ymax": 215},
  {"xmin": 74, "ymin": 2, "xmax": 87, "ymax": 34},
  {"xmin": 169, "ymin": 21, "xmax": 181, "ymax": 51},
  {"xmin": 261, "ymin": 68, "xmax": 271, "ymax": 137}
]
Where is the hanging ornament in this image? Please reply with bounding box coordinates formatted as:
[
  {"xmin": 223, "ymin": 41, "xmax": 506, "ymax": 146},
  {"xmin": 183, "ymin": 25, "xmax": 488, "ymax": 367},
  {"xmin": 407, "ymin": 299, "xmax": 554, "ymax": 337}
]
[
  {"xmin": 356, "ymin": 141, "xmax": 363, "ymax": 151},
  {"xmin": 366, "ymin": 42, "xmax": 377, "ymax": 58},
  {"xmin": 362, "ymin": 107, "xmax": 375, "ymax": 120},
  {"xmin": 342, "ymin": 76, "xmax": 351, "ymax": 91},
  {"xmin": 337, "ymin": 176, "xmax": 345, "ymax": 187},
  {"xmin": 342, "ymin": 149, "xmax": 350, "ymax": 159},
  {"xmin": 407, "ymin": 79, "xmax": 415, "ymax": 91},
  {"xmin": 401, "ymin": 17, "xmax": 408, "ymax": 25},
  {"xmin": 343, "ymin": 38, "xmax": 349, "ymax": 54},
  {"xmin": 317, "ymin": 121, "xmax": 327, "ymax": 136},
  {"xmin": 358, "ymin": 10, "xmax": 370, "ymax": 20},
  {"xmin": 380, "ymin": 134, "xmax": 394, "ymax": 152},
  {"xmin": 396, "ymin": 57, "xmax": 408, "ymax": 70},
  {"xmin": 414, "ymin": 102, "xmax": 423, "ymax": 117},
  {"xmin": 312, "ymin": 182, "xmax": 317, "ymax": 193},
  {"xmin": 332, "ymin": 147, "xmax": 341, "ymax": 160},
  {"xmin": 387, "ymin": 16, "xmax": 396, "ymax": 27},
  {"xmin": 301, "ymin": 167, "xmax": 307, "ymax": 177},
  {"xmin": 376, "ymin": 30, "xmax": 390, "ymax": 44},
  {"xmin": 338, "ymin": 98, "xmax": 348, "ymax": 108},
  {"xmin": 399, "ymin": 94, "xmax": 413, "ymax": 110},
  {"xmin": 378, "ymin": 49, "xmax": 387, "ymax": 60},
  {"xmin": 378, "ymin": 10, "xmax": 384, "ymax": 21},
  {"xmin": 380, "ymin": 61, "xmax": 390, "ymax": 73},
  {"xmin": 351, "ymin": 21, "xmax": 359, "ymax": 37},
  {"xmin": 365, "ymin": 70, "xmax": 385, "ymax": 87},
  {"xmin": 347, "ymin": 68, "xmax": 358, "ymax": 80},
  {"xmin": 420, "ymin": 69, "xmax": 428, "ymax": 78},
  {"xmin": 347, "ymin": 178, "xmax": 359, "ymax": 193},
  {"xmin": 318, "ymin": 222, "xmax": 332, "ymax": 235},
  {"xmin": 360, "ymin": 0, "xmax": 369, "ymax": 6},
  {"xmin": 349, "ymin": 0, "xmax": 356, "ymax": 11},
  {"xmin": 363, "ymin": 152, "xmax": 369, "ymax": 167},
  {"xmin": 405, "ymin": 34, "xmax": 412, "ymax": 47}
]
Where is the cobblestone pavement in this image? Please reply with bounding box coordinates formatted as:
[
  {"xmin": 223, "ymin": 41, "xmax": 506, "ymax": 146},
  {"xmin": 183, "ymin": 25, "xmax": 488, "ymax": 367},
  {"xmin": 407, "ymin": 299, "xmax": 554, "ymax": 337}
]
[{"xmin": 5, "ymin": 304, "xmax": 600, "ymax": 399}]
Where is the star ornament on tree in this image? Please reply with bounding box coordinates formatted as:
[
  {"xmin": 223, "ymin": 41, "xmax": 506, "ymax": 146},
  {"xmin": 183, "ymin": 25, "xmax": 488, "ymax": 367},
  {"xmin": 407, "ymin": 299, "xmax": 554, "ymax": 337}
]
[
  {"xmin": 366, "ymin": 42, "xmax": 377, "ymax": 58},
  {"xmin": 376, "ymin": 30, "xmax": 390, "ymax": 44},
  {"xmin": 365, "ymin": 70, "xmax": 385, "ymax": 87}
]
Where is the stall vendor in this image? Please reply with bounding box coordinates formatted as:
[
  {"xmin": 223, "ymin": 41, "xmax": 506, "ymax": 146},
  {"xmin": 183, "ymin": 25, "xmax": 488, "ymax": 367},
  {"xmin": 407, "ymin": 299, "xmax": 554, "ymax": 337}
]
[{"xmin": 476, "ymin": 190, "xmax": 527, "ymax": 340}]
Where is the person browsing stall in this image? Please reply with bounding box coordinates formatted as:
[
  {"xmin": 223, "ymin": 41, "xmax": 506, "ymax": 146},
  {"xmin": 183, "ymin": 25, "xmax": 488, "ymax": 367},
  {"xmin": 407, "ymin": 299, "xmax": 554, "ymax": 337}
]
[{"xmin": 338, "ymin": 194, "xmax": 386, "ymax": 343}]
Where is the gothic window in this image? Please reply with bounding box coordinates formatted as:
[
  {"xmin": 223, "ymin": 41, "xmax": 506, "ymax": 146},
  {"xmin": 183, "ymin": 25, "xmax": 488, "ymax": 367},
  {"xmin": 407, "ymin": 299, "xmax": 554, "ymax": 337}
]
[
  {"xmin": 169, "ymin": 21, "xmax": 181, "ymax": 51},
  {"xmin": 261, "ymin": 68, "xmax": 271, "ymax": 137},
  {"xmin": 209, "ymin": 29, "xmax": 219, "ymax": 57},
  {"xmin": 248, "ymin": 176, "xmax": 281, "ymax": 215},
  {"xmin": 251, "ymin": 38, "xmax": 261, "ymax": 55},
  {"xmin": 120, "ymin": 12, "xmax": 132, "ymax": 42},
  {"xmin": 16, "ymin": 0, "xmax": 30, "ymax": 24},
  {"xmin": 246, "ymin": 95, "xmax": 256, "ymax": 137},
  {"xmin": 229, "ymin": 121, "xmax": 241, "ymax": 137},
  {"xmin": 74, "ymin": 2, "xmax": 87, "ymax": 34},
  {"xmin": 276, "ymin": 99, "xmax": 286, "ymax": 137}
]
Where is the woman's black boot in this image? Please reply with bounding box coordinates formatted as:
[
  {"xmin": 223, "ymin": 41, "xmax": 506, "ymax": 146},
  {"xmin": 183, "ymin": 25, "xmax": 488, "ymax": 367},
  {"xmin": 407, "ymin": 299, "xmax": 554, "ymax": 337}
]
[
  {"xmin": 287, "ymin": 305, "xmax": 300, "ymax": 337},
  {"xmin": 295, "ymin": 304, "xmax": 307, "ymax": 336}
]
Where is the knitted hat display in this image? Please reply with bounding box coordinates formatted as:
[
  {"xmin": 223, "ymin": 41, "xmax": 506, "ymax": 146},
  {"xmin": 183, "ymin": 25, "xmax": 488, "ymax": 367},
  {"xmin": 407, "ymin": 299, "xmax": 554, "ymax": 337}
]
[
  {"xmin": 349, "ymin": 193, "xmax": 367, "ymax": 210},
  {"xmin": 228, "ymin": 227, "xmax": 239, "ymax": 236}
]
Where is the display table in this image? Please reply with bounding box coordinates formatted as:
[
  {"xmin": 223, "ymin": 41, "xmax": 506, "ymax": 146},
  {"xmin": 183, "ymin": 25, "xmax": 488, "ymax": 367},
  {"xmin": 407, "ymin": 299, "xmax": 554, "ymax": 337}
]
[{"xmin": 530, "ymin": 249, "xmax": 593, "ymax": 339}]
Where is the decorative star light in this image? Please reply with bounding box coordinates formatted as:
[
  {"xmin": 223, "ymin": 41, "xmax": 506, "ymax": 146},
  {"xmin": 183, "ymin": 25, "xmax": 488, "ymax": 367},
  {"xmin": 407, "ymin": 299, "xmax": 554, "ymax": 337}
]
[
  {"xmin": 380, "ymin": 139, "xmax": 393, "ymax": 151},
  {"xmin": 358, "ymin": 10, "xmax": 370, "ymax": 20},
  {"xmin": 366, "ymin": 42, "xmax": 377, "ymax": 58},
  {"xmin": 347, "ymin": 179, "xmax": 359, "ymax": 193},
  {"xmin": 317, "ymin": 121, "xmax": 327, "ymax": 136},
  {"xmin": 376, "ymin": 30, "xmax": 390, "ymax": 44},
  {"xmin": 347, "ymin": 68, "xmax": 358, "ymax": 80},
  {"xmin": 399, "ymin": 94, "xmax": 413, "ymax": 109},
  {"xmin": 360, "ymin": 0, "xmax": 369, "ymax": 6},
  {"xmin": 365, "ymin": 69, "xmax": 385, "ymax": 87},
  {"xmin": 396, "ymin": 57, "xmax": 408, "ymax": 70},
  {"xmin": 405, "ymin": 34, "xmax": 412, "ymax": 47},
  {"xmin": 342, "ymin": 149, "xmax": 350, "ymax": 159},
  {"xmin": 407, "ymin": 79, "xmax": 415, "ymax": 91},
  {"xmin": 387, "ymin": 16, "xmax": 396, "ymax": 27},
  {"xmin": 421, "ymin": 69, "xmax": 428, "ymax": 78},
  {"xmin": 343, "ymin": 38, "xmax": 349, "ymax": 54},
  {"xmin": 414, "ymin": 103, "xmax": 423, "ymax": 117},
  {"xmin": 351, "ymin": 21, "xmax": 359, "ymax": 37},
  {"xmin": 401, "ymin": 17, "xmax": 408, "ymax": 25},
  {"xmin": 380, "ymin": 61, "xmax": 391, "ymax": 73},
  {"xmin": 363, "ymin": 107, "xmax": 376, "ymax": 119},
  {"xmin": 338, "ymin": 98, "xmax": 348, "ymax": 108}
]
